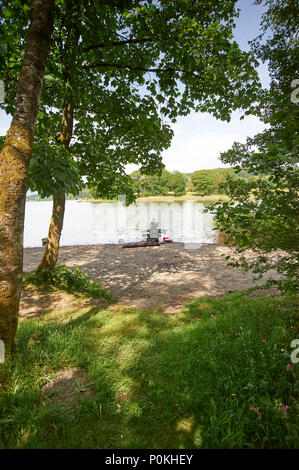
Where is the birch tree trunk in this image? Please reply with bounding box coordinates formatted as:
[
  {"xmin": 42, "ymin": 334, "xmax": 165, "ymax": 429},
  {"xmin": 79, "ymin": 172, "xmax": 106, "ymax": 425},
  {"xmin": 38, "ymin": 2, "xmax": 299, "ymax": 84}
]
[{"xmin": 0, "ymin": 0, "xmax": 54, "ymax": 350}]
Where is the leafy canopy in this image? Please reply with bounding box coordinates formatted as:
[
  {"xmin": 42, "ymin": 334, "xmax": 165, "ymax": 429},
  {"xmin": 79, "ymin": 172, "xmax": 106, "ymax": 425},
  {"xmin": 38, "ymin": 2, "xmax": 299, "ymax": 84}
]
[{"xmin": 0, "ymin": 0, "xmax": 262, "ymax": 203}]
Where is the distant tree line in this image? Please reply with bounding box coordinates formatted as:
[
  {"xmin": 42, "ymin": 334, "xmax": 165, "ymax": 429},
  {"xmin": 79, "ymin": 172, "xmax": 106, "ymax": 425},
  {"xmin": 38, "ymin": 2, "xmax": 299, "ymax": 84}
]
[
  {"xmin": 190, "ymin": 169, "xmax": 231, "ymax": 195},
  {"xmin": 129, "ymin": 167, "xmax": 252, "ymax": 197},
  {"xmin": 26, "ymin": 167, "xmax": 254, "ymax": 200},
  {"xmin": 130, "ymin": 169, "xmax": 187, "ymax": 197}
]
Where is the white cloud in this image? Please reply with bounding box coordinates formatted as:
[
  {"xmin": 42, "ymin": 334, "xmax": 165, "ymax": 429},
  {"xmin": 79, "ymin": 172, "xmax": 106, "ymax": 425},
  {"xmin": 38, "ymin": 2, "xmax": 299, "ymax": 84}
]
[
  {"xmin": 126, "ymin": 112, "xmax": 268, "ymax": 174},
  {"xmin": 160, "ymin": 112, "xmax": 268, "ymax": 172}
]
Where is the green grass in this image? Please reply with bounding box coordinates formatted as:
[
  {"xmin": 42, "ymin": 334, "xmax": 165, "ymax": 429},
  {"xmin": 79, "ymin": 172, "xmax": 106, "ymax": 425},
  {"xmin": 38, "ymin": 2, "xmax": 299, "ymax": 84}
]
[{"xmin": 0, "ymin": 293, "xmax": 298, "ymax": 448}]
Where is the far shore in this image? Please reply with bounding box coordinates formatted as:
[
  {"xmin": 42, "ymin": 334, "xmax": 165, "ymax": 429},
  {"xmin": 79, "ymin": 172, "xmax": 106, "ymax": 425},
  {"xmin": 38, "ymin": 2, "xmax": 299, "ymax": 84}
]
[
  {"xmin": 78, "ymin": 193, "xmax": 230, "ymax": 204},
  {"xmin": 26, "ymin": 193, "xmax": 230, "ymax": 204}
]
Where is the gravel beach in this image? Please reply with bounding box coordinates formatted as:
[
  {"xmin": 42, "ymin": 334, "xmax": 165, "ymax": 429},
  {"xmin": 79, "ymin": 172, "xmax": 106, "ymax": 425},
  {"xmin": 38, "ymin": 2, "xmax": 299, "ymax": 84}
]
[{"xmin": 21, "ymin": 243, "xmax": 280, "ymax": 316}]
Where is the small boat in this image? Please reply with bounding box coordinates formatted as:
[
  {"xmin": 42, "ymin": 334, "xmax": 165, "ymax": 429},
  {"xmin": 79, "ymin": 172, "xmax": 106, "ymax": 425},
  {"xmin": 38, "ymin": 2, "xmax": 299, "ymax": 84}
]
[
  {"xmin": 122, "ymin": 226, "xmax": 172, "ymax": 249},
  {"xmin": 122, "ymin": 241, "xmax": 161, "ymax": 249}
]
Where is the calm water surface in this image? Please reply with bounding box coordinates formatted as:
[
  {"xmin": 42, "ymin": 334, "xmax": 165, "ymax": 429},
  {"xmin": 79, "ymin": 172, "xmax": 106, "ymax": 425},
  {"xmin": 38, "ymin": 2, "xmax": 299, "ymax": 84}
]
[{"xmin": 24, "ymin": 200, "xmax": 217, "ymax": 248}]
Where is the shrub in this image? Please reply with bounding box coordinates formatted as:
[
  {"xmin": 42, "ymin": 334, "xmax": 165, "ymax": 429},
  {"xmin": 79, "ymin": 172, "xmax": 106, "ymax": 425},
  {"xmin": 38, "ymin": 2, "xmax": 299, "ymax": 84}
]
[{"xmin": 23, "ymin": 264, "xmax": 114, "ymax": 302}]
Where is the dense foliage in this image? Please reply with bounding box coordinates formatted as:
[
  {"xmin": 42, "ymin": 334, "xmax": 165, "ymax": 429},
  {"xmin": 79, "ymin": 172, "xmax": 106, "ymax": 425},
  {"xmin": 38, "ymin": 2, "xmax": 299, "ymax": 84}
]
[
  {"xmin": 210, "ymin": 0, "xmax": 299, "ymax": 293},
  {"xmin": 1, "ymin": 0, "xmax": 261, "ymax": 203},
  {"xmin": 191, "ymin": 169, "xmax": 231, "ymax": 195}
]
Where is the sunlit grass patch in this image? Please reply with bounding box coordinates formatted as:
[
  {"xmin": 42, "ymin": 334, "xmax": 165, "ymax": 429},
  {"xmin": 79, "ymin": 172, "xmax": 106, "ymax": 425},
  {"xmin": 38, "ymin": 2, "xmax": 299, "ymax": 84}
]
[{"xmin": 0, "ymin": 294, "xmax": 298, "ymax": 448}]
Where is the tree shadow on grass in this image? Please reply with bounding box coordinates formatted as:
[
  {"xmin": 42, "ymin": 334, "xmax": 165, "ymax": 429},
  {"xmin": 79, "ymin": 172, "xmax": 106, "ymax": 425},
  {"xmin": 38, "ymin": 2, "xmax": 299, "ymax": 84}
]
[
  {"xmin": 0, "ymin": 305, "xmax": 207, "ymax": 448},
  {"xmin": 1, "ymin": 298, "xmax": 296, "ymax": 449},
  {"xmin": 19, "ymin": 283, "xmax": 110, "ymax": 320}
]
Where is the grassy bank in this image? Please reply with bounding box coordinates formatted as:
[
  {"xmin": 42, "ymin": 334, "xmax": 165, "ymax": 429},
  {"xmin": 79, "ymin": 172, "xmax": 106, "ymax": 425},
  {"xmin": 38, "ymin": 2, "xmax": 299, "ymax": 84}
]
[
  {"xmin": 135, "ymin": 193, "xmax": 229, "ymax": 203},
  {"xmin": 79, "ymin": 193, "xmax": 230, "ymax": 204},
  {"xmin": 0, "ymin": 293, "xmax": 298, "ymax": 448}
]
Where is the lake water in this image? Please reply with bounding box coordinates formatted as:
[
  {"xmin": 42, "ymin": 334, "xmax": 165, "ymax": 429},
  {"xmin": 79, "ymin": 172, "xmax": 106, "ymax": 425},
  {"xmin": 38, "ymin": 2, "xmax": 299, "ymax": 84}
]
[{"xmin": 24, "ymin": 199, "xmax": 218, "ymax": 248}]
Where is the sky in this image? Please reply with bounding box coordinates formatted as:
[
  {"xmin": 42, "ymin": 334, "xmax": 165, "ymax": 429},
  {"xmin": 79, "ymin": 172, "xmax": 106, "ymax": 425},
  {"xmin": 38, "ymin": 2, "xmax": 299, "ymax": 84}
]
[
  {"xmin": 0, "ymin": 0, "xmax": 270, "ymax": 173},
  {"xmin": 154, "ymin": 0, "xmax": 271, "ymax": 173}
]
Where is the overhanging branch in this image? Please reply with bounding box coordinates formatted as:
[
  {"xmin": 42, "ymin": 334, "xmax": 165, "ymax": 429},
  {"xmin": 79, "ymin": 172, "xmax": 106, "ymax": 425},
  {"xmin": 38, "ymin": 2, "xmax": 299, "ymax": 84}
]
[
  {"xmin": 82, "ymin": 36, "xmax": 178, "ymax": 52},
  {"xmin": 82, "ymin": 61, "xmax": 199, "ymax": 78}
]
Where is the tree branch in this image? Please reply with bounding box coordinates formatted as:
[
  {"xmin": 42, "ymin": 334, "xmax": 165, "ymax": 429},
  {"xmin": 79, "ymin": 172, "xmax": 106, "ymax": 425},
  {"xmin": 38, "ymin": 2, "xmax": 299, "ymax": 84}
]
[
  {"xmin": 82, "ymin": 61, "xmax": 199, "ymax": 78},
  {"xmin": 76, "ymin": 105, "xmax": 113, "ymax": 127},
  {"xmin": 82, "ymin": 36, "xmax": 178, "ymax": 52},
  {"xmin": 82, "ymin": 37, "xmax": 154, "ymax": 51}
]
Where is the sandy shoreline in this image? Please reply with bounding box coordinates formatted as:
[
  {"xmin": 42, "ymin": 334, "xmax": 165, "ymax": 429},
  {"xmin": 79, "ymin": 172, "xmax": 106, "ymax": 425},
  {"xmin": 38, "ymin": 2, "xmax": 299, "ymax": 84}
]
[{"xmin": 21, "ymin": 242, "xmax": 279, "ymax": 316}]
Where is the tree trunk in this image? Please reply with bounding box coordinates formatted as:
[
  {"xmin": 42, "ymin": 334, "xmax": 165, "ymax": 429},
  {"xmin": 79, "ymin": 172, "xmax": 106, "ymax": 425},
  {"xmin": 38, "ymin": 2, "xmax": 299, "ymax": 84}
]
[
  {"xmin": 38, "ymin": 191, "xmax": 66, "ymax": 270},
  {"xmin": 38, "ymin": 10, "xmax": 80, "ymax": 272},
  {"xmin": 38, "ymin": 88, "xmax": 75, "ymax": 270},
  {"xmin": 0, "ymin": 0, "xmax": 54, "ymax": 350}
]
